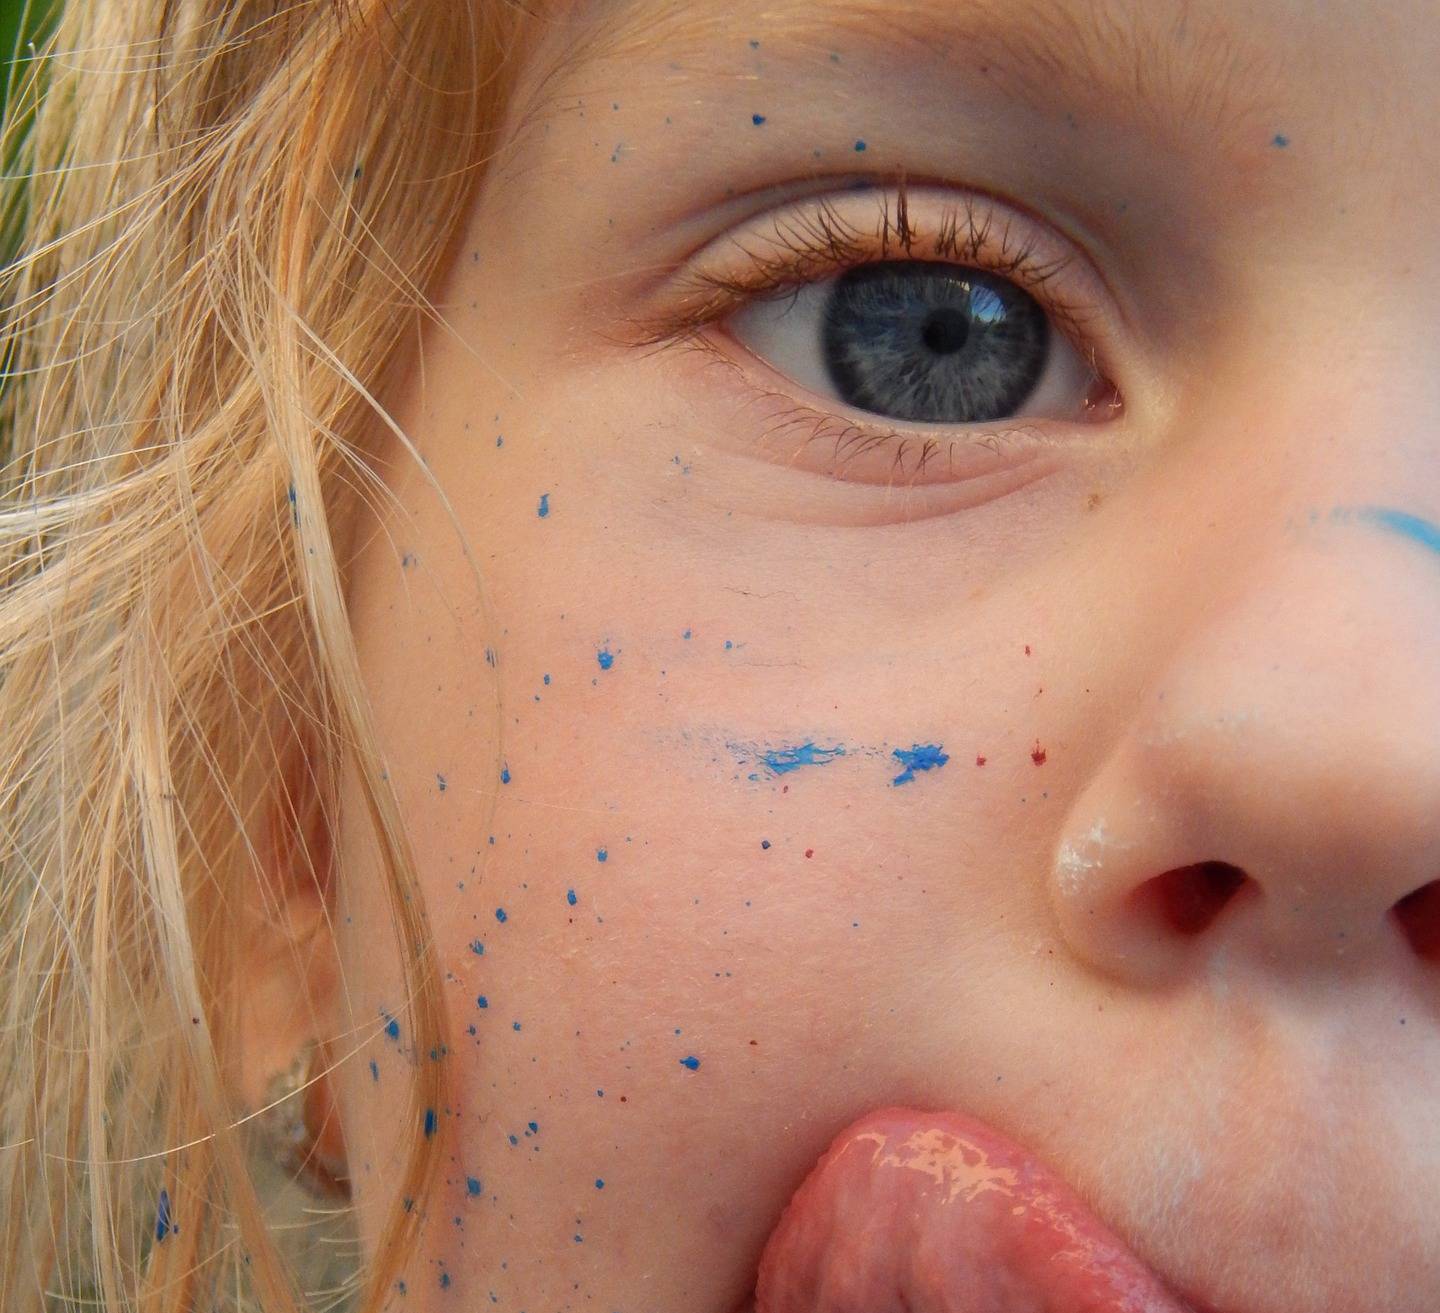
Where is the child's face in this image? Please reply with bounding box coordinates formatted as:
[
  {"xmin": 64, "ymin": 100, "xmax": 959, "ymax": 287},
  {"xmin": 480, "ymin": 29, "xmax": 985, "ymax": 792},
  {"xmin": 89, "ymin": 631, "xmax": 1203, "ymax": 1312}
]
[{"xmin": 319, "ymin": 1, "xmax": 1440, "ymax": 1308}]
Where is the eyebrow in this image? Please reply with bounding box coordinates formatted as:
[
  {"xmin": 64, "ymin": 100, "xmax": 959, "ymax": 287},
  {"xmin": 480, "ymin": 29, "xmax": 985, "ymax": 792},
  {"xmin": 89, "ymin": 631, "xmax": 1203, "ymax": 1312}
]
[{"xmin": 550, "ymin": 0, "xmax": 1283, "ymax": 151}]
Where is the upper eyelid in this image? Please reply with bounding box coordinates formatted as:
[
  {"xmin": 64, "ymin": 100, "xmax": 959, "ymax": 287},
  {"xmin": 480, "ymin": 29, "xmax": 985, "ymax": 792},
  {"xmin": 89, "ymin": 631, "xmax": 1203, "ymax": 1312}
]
[{"xmin": 618, "ymin": 181, "xmax": 1118, "ymax": 378}]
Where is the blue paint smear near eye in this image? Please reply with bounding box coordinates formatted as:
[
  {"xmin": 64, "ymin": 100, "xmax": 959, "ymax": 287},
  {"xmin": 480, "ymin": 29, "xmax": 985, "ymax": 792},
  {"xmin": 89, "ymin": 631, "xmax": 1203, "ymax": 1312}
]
[
  {"xmin": 597, "ymin": 647, "xmax": 615, "ymax": 670},
  {"xmin": 423, "ymin": 1108, "xmax": 437, "ymax": 1137},
  {"xmin": 1339, "ymin": 505, "xmax": 1440, "ymax": 558},
  {"xmin": 892, "ymin": 744, "xmax": 950, "ymax": 786},
  {"xmin": 155, "ymin": 1188, "xmax": 172, "ymax": 1242},
  {"xmin": 679, "ymin": 1055, "xmax": 701, "ymax": 1070},
  {"xmin": 761, "ymin": 742, "xmax": 846, "ymax": 776},
  {"xmin": 537, "ymin": 492, "xmax": 550, "ymax": 518}
]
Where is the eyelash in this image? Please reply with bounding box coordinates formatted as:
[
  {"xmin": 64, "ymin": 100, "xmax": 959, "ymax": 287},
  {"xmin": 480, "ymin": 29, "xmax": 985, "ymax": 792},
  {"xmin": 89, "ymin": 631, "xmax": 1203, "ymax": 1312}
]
[{"xmin": 624, "ymin": 179, "xmax": 1120, "ymax": 480}]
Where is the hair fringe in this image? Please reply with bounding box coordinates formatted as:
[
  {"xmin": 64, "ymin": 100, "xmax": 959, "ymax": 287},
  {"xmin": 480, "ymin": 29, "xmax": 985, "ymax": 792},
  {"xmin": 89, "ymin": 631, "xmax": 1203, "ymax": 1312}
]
[{"xmin": 0, "ymin": 2, "xmax": 526, "ymax": 1308}]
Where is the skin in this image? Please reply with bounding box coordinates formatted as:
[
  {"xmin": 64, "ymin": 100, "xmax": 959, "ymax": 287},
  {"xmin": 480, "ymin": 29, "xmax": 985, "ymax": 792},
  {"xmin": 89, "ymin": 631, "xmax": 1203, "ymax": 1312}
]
[{"xmin": 242, "ymin": 1, "xmax": 1440, "ymax": 1310}]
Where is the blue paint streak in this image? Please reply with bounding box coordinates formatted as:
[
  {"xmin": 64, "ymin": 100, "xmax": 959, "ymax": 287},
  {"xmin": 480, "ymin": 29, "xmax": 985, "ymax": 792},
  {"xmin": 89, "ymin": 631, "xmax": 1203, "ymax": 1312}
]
[
  {"xmin": 892, "ymin": 743, "xmax": 950, "ymax": 786},
  {"xmin": 761, "ymin": 742, "xmax": 846, "ymax": 776},
  {"xmin": 155, "ymin": 1188, "xmax": 172, "ymax": 1242},
  {"xmin": 597, "ymin": 647, "xmax": 615, "ymax": 670},
  {"xmin": 369, "ymin": 1060, "xmax": 379, "ymax": 1081},
  {"xmin": 537, "ymin": 492, "xmax": 550, "ymax": 518},
  {"xmin": 679, "ymin": 1055, "xmax": 701, "ymax": 1070},
  {"xmin": 1346, "ymin": 505, "xmax": 1440, "ymax": 558},
  {"xmin": 423, "ymin": 1108, "xmax": 437, "ymax": 1137}
]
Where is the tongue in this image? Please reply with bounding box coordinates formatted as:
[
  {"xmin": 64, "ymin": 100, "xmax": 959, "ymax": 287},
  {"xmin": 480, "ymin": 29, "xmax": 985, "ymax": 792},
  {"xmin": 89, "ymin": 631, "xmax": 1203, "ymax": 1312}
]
[{"xmin": 754, "ymin": 1107, "xmax": 1194, "ymax": 1313}]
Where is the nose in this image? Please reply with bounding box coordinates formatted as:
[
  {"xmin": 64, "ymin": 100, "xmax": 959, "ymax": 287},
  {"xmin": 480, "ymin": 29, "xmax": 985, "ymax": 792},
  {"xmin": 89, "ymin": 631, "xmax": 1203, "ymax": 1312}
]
[{"xmin": 1049, "ymin": 497, "xmax": 1440, "ymax": 990}]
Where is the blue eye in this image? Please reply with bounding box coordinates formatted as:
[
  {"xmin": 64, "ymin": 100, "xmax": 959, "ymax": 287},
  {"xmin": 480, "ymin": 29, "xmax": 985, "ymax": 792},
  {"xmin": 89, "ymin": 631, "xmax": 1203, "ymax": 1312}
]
[{"xmin": 729, "ymin": 258, "xmax": 1101, "ymax": 427}]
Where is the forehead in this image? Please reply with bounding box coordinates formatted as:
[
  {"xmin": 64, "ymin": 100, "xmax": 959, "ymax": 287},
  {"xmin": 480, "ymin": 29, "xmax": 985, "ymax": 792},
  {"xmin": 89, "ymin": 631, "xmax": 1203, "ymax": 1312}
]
[{"xmin": 538, "ymin": 0, "xmax": 1432, "ymax": 158}]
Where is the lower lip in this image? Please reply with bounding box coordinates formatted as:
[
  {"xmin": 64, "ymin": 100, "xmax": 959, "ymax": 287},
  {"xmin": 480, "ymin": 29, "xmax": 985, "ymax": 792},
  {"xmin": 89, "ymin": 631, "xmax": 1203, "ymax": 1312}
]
[{"xmin": 753, "ymin": 1106, "xmax": 1197, "ymax": 1313}]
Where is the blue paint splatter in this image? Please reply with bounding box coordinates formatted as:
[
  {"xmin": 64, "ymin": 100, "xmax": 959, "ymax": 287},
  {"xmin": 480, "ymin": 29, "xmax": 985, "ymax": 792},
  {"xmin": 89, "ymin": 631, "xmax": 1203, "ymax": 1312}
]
[
  {"xmin": 854, "ymin": 139, "xmax": 867, "ymax": 151},
  {"xmin": 597, "ymin": 647, "xmax": 615, "ymax": 670},
  {"xmin": 892, "ymin": 744, "xmax": 950, "ymax": 786},
  {"xmin": 423, "ymin": 1108, "xmax": 438, "ymax": 1137},
  {"xmin": 752, "ymin": 113, "xmax": 766, "ymax": 125},
  {"xmin": 470, "ymin": 940, "xmax": 485, "ymax": 955},
  {"xmin": 369, "ymin": 1060, "xmax": 379, "ymax": 1081},
  {"xmin": 537, "ymin": 492, "xmax": 550, "ymax": 518},
  {"xmin": 1272, "ymin": 133, "xmax": 1290, "ymax": 148},
  {"xmin": 477, "ymin": 995, "xmax": 488, "ymax": 1008},
  {"xmin": 384, "ymin": 1015, "xmax": 401, "ymax": 1040},
  {"xmin": 495, "ymin": 907, "xmax": 507, "ymax": 923},
  {"xmin": 466, "ymin": 1176, "xmax": 482, "ymax": 1196},
  {"xmin": 155, "ymin": 1188, "xmax": 172, "ymax": 1242},
  {"xmin": 596, "ymin": 847, "xmax": 607, "ymax": 862},
  {"xmin": 567, "ymin": 889, "xmax": 578, "ymax": 906},
  {"xmin": 500, "ymin": 765, "xmax": 510, "ymax": 784},
  {"xmin": 762, "ymin": 742, "xmax": 846, "ymax": 776},
  {"xmin": 679, "ymin": 1055, "xmax": 701, "ymax": 1070},
  {"xmin": 1339, "ymin": 505, "xmax": 1440, "ymax": 559}
]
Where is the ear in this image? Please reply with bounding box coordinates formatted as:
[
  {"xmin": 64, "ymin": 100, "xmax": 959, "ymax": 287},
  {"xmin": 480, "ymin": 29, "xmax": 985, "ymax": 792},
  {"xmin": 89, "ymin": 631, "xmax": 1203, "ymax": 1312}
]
[{"xmin": 233, "ymin": 720, "xmax": 346, "ymax": 1177}]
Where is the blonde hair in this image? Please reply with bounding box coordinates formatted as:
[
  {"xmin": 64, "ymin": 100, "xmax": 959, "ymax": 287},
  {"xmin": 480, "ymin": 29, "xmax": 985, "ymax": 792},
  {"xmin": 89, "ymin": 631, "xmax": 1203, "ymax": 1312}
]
[{"xmin": 0, "ymin": 2, "xmax": 530, "ymax": 1308}]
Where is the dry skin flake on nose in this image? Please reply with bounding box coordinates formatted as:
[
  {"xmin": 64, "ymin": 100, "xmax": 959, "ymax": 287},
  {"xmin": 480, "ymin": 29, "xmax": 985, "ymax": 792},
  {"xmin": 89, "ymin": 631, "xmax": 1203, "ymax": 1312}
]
[{"xmin": 756, "ymin": 1108, "xmax": 1192, "ymax": 1313}]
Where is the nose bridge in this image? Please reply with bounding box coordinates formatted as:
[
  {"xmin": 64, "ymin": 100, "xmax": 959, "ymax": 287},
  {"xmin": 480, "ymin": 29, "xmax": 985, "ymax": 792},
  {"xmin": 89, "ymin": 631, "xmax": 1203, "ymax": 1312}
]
[{"xmin": 1048, "ymin": 385, "xmax": 1440, "ymax": 988}]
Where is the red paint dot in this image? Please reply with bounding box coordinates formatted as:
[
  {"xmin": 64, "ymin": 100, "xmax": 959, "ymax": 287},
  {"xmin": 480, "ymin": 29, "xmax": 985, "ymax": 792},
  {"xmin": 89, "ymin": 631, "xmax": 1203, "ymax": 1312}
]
[
  {"xmin": 804, "ymin": 848, "xmax": 814, "ymax": 858},
  {"xmin": 1031, "ymin": 741, "xmax": 1047, "ymax": 766},
  {"xmin": 976, "ymin": 755, "xmax": 987, "ymax": 767}
]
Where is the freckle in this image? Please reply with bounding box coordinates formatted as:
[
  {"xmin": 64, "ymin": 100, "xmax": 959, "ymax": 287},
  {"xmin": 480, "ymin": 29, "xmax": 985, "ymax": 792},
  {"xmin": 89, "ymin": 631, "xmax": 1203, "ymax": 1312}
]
[
  {"xmin": 1024, "ymin": 644, "xmax": 1031, "ymax": 655},
  {"xmin": 804, "ymin": 848, "xmax": 814, "ymax": 858},
  {"xmin": 976, "ymin": 755, "xmax": 987, "ymax": 767},
  {"xmin": 1031, "ymin": 741, "xmax": 1048, "ymax": 766}
]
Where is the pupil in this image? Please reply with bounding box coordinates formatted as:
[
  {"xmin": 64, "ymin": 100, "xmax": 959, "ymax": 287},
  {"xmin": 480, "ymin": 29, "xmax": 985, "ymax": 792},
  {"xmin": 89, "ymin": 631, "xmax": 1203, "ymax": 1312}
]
[{"xmin": 920, "ymin": 306, "xmax": 970, "ymax": 356}]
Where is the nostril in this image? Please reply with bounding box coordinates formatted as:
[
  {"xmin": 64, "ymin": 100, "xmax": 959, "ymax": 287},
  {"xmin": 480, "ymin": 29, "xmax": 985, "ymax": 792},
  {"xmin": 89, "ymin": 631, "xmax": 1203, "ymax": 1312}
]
[
  {"xmin": 1392, "ymin": 880, "xmax": 1440, "ymax": 961},
  {"xmin": 1130, "ymin": 861, "xmax": 1248, "ymax": 936}
]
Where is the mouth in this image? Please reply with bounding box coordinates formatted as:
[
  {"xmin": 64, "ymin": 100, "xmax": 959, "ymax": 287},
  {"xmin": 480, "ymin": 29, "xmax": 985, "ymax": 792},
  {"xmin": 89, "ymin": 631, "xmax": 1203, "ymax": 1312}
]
[{"xmin": 747, "ymin": 1106, "xmax": 1209, "ymax": 1313}]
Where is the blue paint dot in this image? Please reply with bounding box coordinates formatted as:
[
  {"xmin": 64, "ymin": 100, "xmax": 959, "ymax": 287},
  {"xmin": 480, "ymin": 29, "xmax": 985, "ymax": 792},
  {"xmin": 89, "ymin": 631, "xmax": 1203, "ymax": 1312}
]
[
  {"xmin": 597, "ymin": 647, "xmax": 615, "ymax": 670},
  {"xmin": 384, "ymin": 1016, "xmax": 400, "ymax": 1039},
  {"xmin": 500, "ymin": 765, "xmax": 510, "ymax": 784},
  {"xmin": 724, "ymin": 639, "xmax": 733, "ymax": 649},
  {"xmin": 760, "ymin": 839, "xmax": 770, "ymax": 849},
  {"xmin": 596, "ymin": 847, "xmax": 607, "ymax": 862},
  {"xmin": 528, "ymin": 1120, "xmax": 538, "ymax": 1133},
  {"xmin": 477, "ymin": 995, "xmax": 488, "ymax": 1008},
  {"xmin": 154, "ymin": 1188, "xmax": 172, "ymax": 1242},
  {"xmin": 854, "ymin": 139, "xmax": 867, "ymax": 151},
  {"xmin": 543, "ymin": 673, "xmax": 551, "ymax": 685},
  {"xmin": 423, "ymin": 1108, "xmax": 437, "ymax": 1137},
  {"xmin": 369, "ymin": 1060, "xmax": 379, "ymax": 1081},
  {"xmin": 679, "ymin": 1055, "xmax": 701, "ymax": 1070},
  {"xmin": 470, "ymin": 940, "xmax": 485, "ymax": 955},
  {"xmin": 595, "ymin": 1178, "xmax": 605, "ymax": 1189},
  {"xmin": 509, "ymin": 1134, "xmax": 518, "ymax": 1145},
  {"xmin": 440, "ymin": 1274, "xmax": 451, "ymax": 1290},
  {"xmin": 512, "ymin": 1020, "xmax": 521, "ymax": 1031},
  {"xmin": 495, "ymin": 907, "xmax": 507, "ymax": 922},
  {"xmin": 752, "ymin": 113, "xmax": 766, "ymax": 125},
  {"xmin": 537, "ymin": 492, "xmax": 550, "ymax": 518},
  {"xmin": 682, "ymin": 629, "xmax": 691, "ymax": 639},
  {"xmin": 567, "ymin": 889, "xmax": 578, "ymax": 906},
  {"xmin": 1272, "ymin": 133, "xmax": 1290, "ymax": 148},
  {"xmin": 466, "ymin": 1176, "xmax": 482, "ymax": 1196}
]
